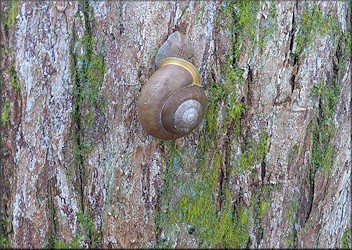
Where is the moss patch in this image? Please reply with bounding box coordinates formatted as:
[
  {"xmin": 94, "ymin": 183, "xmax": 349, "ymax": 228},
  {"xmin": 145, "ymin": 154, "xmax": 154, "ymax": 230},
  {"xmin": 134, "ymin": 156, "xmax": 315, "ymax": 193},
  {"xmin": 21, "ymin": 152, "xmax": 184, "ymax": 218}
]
[
  {"xmin": 9, "ymin": 62, "xmax": 21, "ymax": 97},
  {"xmin": 69, "ymin": 0, "xmax": 106, "ymax": 190},
  {"xmin": 4, "ymin": 0, "xmax": 19, "ymax": 28},
  {"xmin": 293, "ymin": 3, "xmax": 345, "ymax": 61},
  {"xmin": 342, "ymin": 227, "xmax": 351, "ymax": 249},
  {"xmin": 76, "ymin": 210, "xmax": 102, "ymax": 247},
  {"xmin": 156, "ymin": 143, "xmax": 252, "ymax": 248},
  {"xmin": 283, "ymin": 200, "xmax": 299, "ymax": 248},
  {"xmin": 64, "ymin": 1, "xmax": 105, "ymax": 247},
  {"xmin": 235, "ymin": 133, "xmax": 268, "ymax": 174},
  {"xmin": 258, "ymin": 1, "xmax": 278, "ymax": 50},
  {"xmin": 287, "ymin": 144, "xmax": 300, "ymax": 165},
  {"xmin": 156, "ymin": 1, "xmax": 272, "ymax": 248},
  {"xmin": 53, "ymin": 210, "xmax": 101, "ymax": 249},
  {"xmin": 306, "ymin": 2, "xmax": 350, "ymax": 174},
  {"xmin": 0, "ymin": 215, "xmax": 10, "ymax": 248},
  {"xmin": 1, "ymin": 102, "xmax": 10, "ymax": 126},
  {"xmin": 310, "ymin": 77, "xmax": 341, "ymax": 174},
  {"xmin": 71, "ymin": 4, "xmax": 106, "ymax": 153}
]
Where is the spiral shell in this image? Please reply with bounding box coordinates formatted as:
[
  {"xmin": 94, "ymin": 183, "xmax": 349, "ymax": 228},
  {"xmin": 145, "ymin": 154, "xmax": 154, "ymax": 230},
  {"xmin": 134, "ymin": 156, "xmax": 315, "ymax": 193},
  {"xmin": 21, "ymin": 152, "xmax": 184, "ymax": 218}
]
[{"xmin": 138, "ymin": 57, "xmax": 207, "ymax": 140}]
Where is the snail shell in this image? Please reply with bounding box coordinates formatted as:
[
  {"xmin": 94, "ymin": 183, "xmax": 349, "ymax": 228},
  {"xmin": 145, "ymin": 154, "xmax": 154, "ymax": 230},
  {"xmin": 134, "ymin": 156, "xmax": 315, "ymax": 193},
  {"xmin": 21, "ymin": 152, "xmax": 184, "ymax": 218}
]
[{"xmin": 138, "ymin": 57, "xmax": 207, "ymax": 140}]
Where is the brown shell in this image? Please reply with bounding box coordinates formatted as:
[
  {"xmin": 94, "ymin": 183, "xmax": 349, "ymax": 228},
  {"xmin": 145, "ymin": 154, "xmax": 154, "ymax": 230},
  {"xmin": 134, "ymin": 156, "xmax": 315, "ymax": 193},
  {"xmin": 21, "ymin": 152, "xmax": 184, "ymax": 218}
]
[
  {"xmin": 161, "ymin": 86, "xmax": 207, "ymax": 135},
  {"xmin": 137, "ymin": 62, "xmax": 207, "ymax": 140}
]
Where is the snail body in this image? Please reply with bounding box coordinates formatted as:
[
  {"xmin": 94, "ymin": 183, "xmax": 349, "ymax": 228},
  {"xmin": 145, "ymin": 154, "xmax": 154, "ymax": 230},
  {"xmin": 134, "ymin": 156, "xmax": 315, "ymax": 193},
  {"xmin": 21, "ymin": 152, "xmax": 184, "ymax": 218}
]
[{"xmin": 138, "ymin": 32, "xmax": 207, "ymax": 140}]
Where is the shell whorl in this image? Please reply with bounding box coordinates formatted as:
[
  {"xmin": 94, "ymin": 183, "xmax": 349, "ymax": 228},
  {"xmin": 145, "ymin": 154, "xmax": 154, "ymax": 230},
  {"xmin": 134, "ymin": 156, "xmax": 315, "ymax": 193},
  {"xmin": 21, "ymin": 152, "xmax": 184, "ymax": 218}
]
[
  {"xmin": 174, "ymin": 99, "xmax": 201, "ymax": 133},
  {"xmin": 160, "ymin": 82, "xmax": 207, "ymax": 137}
]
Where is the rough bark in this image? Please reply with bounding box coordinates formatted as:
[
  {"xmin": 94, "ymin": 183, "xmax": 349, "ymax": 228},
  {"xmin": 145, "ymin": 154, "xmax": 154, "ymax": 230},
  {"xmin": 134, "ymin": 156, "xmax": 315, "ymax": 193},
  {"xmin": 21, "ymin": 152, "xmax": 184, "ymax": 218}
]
[{"xmin": 0, "ymin": 0, "xmax": 350, "ymax": 249}]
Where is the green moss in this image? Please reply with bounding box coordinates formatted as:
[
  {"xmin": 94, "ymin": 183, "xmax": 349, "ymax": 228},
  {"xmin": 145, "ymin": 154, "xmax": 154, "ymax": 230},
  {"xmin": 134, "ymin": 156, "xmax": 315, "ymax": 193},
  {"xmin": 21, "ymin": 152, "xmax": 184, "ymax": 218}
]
[
  {"xmin": 173, "ymin": 152, "xmax": 250, "ymax": 248},
  {"xmin": 157, "ymin": 133, "xmax": 269, "ymax": 248},
  {"xmin": 232, "ymin": 1, "xmax": 258, "ymax": 48},
  {"xmin": 66, "ymin": 2, "xmax": 105, "ymax": 247},
  {"xmin": 0, "ymin": 235, "xmax": 9, "ymax": 248},
  {"xmin": 215, "ymin": 1, "xmax": 259, "ymax": 135},
  {"xmin": 156, "ymin": 1, "xmax": 273, "ymax": 248},
  {"xmin": 287, "ymin": 144, "xmax": 300, "ymax": 165},
  {"xmin": 46, "ymin": 198, "xmax": 58, "ymax": 248},
  {"xmin": 203, "ymin": 85, "xmax": 221, "ymax": 138},
  {"xmin": 73, "ymin": 34, "xmax": 106, "ymax": 130},
  {"xmin": 307, "ymin": 4, "xmax": 351, "ymax": 70},
  {"xmin": 334, "ymin": 26, "xmax": 351, "ymax": 76},
  {"xmin": 293, "ymin": 3, "xmax": 343, "ymax": 61},
  {"xmin": 235, "ymin": 132, "xmax": 268, "ymax": 174},
  {"xmin": 249, "ymin": 185, "xmax": 273, "ymax": 245},
  {"xmin": 310, "ymin": 78, "xmax": 340, "ymax": 174},
  {"xmin": 53, "ymin": 241, "xmax": 70, "ymax": 249},
  {"xmin": 77, "ymin": 211, "xmax": 101, "ymax": 247},
  {"xmin": 342, "ymin": 227, "xmax": 351, "ymax": 249},
  {"xmin": 155, "ymin": 142, "xmax": 183, "ymax": 248},
  {"xmin": 308, "ymin": 7, "xmax": 349, "ymax": 175},
  {"xmin": 9, "ymin": 62, "xmax": 21, "ymax": 96},
  {"xmin": 283, "ymin": 200, "xmax": 299, "ymax": 248},
  {"xmin": 1, "ymin": 102, "xmax": 10, "ymax": 126},
  {"xmin": 0, "ymin": 216, "xmax": 10, "ymax": 248},
  {"xmin": 70, "ymin": 1, "xmax": 106, "ymax": 179},
  {"xmin": 5, "ymin": 0, "xmax": 19, "ymax": 28},
  {"xmin": 284, "ymin": 231, "xmax": 296, "ymax": 249},
  {"xmin": 1, "ymin": 62, "xmax": 20, "ymax": 126},
  {"xmin": 72, "ymin": 2, "xmax": 106, "ymax": 118},
  {"xmin": 258, "ymin": 1, "xmax": 278, "ymax": 50},
  {"xmin": 196, "ymin": 3, "xmax": 206, "ymax": 25},
  {"xmin": 54, "ymin": 235, "xmax": 82, "ymax": 249},
  {"xmin": 219, "ymin": 0, "xmax": 258, "ymax": 63},
  {"xmin": 258, "ymin": 200, "xmax": 269, "ymax": 218},
  {"xmin": 53, "ymin": 210, "xmax": 101, "ymax": 249},
  {"xmin": 214, "ymin": 204, "xmax": 250, "ymax": 248}
]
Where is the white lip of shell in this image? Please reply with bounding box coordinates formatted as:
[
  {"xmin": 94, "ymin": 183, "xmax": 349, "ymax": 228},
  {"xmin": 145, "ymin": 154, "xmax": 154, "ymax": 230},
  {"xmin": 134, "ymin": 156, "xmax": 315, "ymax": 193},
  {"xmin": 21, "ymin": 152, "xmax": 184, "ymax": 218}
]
[{"xmin": 174, "ymin": 99, "xmax": 201, "ymax": 132}]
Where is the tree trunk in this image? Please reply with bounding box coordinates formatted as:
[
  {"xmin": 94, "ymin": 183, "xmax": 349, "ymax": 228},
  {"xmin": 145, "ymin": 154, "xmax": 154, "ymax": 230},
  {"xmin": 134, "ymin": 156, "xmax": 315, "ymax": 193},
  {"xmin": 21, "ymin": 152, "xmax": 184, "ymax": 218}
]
[{"xmin": 0, "ymin": 0, "xmax": 350, "ymax": 248}]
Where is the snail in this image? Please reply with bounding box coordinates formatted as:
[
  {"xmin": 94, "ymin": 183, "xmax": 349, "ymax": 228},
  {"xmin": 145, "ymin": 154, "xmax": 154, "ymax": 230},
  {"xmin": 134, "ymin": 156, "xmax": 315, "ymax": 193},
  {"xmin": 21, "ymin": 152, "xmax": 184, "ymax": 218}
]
[{"xmin": 137, "ymin": 31, "xmax": 208, "ymax": 140}]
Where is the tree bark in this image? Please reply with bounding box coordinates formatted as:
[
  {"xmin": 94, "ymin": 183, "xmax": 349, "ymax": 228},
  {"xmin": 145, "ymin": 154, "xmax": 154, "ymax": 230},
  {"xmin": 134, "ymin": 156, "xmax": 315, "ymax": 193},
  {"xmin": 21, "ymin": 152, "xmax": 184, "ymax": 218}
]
[{"xmin": 0, "ymin": 0, "xmax": 350, "ymax": 248}]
